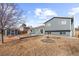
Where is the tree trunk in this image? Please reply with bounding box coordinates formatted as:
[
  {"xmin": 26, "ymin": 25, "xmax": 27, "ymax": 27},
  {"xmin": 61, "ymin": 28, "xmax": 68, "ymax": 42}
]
[{"xmin": 1, "ymin": 29, "xmax": 4, "ymax": 43}]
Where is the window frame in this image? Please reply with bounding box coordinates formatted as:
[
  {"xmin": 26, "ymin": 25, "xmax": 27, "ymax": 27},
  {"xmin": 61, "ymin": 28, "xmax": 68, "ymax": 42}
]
[
  {"xmin": 61, "ymin": 20, "xmax": 66, "ymax": 25},
  {"xmin": 60, "ymin": 32, "xmax": 66, "ymax": 35}
]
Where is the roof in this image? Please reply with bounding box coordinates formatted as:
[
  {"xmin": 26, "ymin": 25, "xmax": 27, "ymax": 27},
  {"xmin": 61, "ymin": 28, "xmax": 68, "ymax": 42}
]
[{"xmin": 44, "ymin": 16, "xmax": 74, "ymax": 24}]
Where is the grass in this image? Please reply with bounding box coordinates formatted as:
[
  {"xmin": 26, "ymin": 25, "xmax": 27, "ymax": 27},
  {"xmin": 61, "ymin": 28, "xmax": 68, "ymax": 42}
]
[{"xmin": 0, "ymin": 35, "xmax": 79, "ymax": 56}]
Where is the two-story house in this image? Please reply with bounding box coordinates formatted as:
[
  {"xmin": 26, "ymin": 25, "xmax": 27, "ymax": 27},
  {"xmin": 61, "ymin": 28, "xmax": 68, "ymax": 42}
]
[
  {"xmin": 44, "ymin": 17, "xmax": 74, "ymax": 36},
  {"xmin": 30, "ymin": 17, "xmax": 75, "ymax": 37}
]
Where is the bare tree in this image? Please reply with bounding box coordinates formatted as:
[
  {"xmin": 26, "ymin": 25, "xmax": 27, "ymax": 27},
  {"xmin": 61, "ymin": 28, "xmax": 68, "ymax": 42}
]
[{"xmin": 0, "ymin": 3, "xmax": 23, "ymax": 43}]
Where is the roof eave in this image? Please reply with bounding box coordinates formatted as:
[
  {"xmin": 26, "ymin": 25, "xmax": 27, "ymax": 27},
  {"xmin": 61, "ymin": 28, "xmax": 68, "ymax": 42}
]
[{"xmin": 44, "ymin": 17, "xmax": 74, "ymax": 24}]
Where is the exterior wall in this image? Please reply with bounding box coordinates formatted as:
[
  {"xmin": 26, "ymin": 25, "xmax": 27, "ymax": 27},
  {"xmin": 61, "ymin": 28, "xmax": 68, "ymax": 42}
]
[
  {"xmin": 71, "ymin": 19, "xmax": 75, "ymax": 36},
  {"xmin": 45, "ymin": 31, "xmax": 71, "ymax": 36},
  {"xmin": 30, "ymin": 26, "xmax": 45, "ymax": 36},
  {"xmin": 4, "ymin": 29, "xmax": 19, "ymax": 36},
  {"xmin": 45, "ymin": 18, "xmax": 71, "ymax": 31},
  {"xmin": 44, "ymin": 18, "xmax": 74, "ymax": 37}
]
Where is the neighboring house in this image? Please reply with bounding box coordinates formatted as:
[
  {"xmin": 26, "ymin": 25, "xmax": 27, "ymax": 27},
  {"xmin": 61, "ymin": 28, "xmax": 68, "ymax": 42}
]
[
  {"xmin": 19, "ymin": 24, "xmax": 27, "ymax": 32},
  {"xmin": 1, "ymin": 24, "xmax": 30, "ymax": 36},
  {"xmin": 30, "ymin": 17, "xmax": 75, "ymax": 37},
  {"xmin": 30, "ymin": 26, "xmax": 45, "ymax": 36},
  {"xmin": 19, "ymin": 24, "xmax": 30, "ymax": 34},
  {"xmin": 4, "ymin": 28, "xmax": 20, "ymax": 36},
  {"xmin": 0, "ymin": 28, "xmax": 20, "ymax": 41}
]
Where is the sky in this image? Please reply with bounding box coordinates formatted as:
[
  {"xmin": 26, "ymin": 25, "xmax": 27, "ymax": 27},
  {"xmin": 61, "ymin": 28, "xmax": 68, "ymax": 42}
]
[{"xmin": 18, "ymin": 3, "xmax": 79, "ymax": 28}]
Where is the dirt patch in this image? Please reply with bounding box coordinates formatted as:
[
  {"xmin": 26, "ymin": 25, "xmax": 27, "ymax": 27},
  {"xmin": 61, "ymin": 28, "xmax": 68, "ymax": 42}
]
[{"xmin": 41, "ymin": 39, "xmax": 55, "ymax": 43}]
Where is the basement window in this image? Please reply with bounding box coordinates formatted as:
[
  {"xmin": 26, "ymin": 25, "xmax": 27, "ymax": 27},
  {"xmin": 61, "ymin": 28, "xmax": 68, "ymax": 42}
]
[
  {"xmin": 45, "ymin": 32, "xmax": 51, "ymax": 34},
  {"xmin": 60, "ymin": 32, "xmax": 66, "ymax": 35}
]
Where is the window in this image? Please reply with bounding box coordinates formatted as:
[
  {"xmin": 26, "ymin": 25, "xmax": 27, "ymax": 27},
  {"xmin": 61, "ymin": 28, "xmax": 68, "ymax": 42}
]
[
  {"xmin": 46, "ymin": 32, "xmax": 51, "ymax": 34},
  {"xmin": 40, "ymin": 29, "xmax": 43, "ymax": 34},
  {"xmin": 60, "ymin": 32, "xmax": 66, "ymax": 35},
  {"xmin": 61, "ymin": 21, "xmax": 66, "ymax": 25},
  {"xmin": 48, "ymin": 32, "xmax": 51, "ymax": 34},
  {"xmin": 47, "ymin": 23, "xmax": 51, "ymax": 27},
  {"xmin": 45, "ymin": 32, "xmax": 51, "ymax": 34}
]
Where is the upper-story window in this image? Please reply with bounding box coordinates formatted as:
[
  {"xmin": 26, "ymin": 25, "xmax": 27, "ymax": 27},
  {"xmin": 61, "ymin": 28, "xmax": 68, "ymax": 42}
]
[
  {"xmin": 61, "ymin": 21, "xmax": 66, "ymax": 25},
  {"xmin": 47, "ymin": 23, "xmax": 51, "ymax": 27}
]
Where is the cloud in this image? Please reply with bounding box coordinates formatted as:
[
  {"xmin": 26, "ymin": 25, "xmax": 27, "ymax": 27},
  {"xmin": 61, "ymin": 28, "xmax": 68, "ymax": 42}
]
[
  {"xmin": 35, "ymin": 8, "xmax": 42, "ymax": 16},
  {"xmin": 34, "ymin": 8, "xmax": 57, "ymax": 19},
  {"xmin": 68, "ymin": 7, "xmax": 79, "ymax": 15}
]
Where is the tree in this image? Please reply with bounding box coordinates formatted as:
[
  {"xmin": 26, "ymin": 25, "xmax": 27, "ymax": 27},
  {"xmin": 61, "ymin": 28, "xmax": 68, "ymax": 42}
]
[{"xmin": 0, "ymin": 3, "xmax": 23, "ymax": 43}]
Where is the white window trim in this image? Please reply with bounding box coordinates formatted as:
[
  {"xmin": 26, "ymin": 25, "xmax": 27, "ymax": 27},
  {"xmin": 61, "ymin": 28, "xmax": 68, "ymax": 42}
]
[{"xmin": 61, "ymin": 21, "xmax": 66, "ymax": 25}]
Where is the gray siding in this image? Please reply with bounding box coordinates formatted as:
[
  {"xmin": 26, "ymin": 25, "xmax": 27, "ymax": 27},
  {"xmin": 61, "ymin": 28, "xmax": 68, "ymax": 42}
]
[
  {"xmin": 45, "ymin": 18, "xmax": 71, "ymax": 31},
  {"xmin": 44, "ymin": 17, "xmax": 74, "ymax": 37},
  {"xmin": 45, "ymin": 31, "xmax": 71, "ymax": 36}
]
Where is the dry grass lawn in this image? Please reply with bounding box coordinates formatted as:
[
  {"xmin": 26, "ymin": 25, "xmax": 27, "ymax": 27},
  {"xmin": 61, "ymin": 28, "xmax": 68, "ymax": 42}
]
[{"xmin": 0, "ymin": 35, "xmax": 79, "ymax": 56}]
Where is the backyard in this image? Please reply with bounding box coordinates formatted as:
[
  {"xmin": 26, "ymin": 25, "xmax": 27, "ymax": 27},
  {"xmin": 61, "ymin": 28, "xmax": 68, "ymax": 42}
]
[{"xmin": 0, "ymin": 35, "xmax": 79, "ymax": 56}]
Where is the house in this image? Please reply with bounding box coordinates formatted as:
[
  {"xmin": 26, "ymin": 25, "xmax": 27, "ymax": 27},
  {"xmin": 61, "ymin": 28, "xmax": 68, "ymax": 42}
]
[
  {"xmin": 4, "ymin": 28, "xmax": 20, "ymax": 36},
  {"xmin": 19, "ymin": 24, "xmax": 30, "ymax": 34},
  {"xmin": 3, "ymin": 24, "xmax": 30, "ymax": 36},
  {"xmin": 30, "ymin": 16, "xmax": 75, "ymax": 37},
  {"xmin": 44, "ymin": 17, "xmax": 75, "ymax": 36},
  {"xmin": 30, "ymin": 26, "xmax": 45, "ymax": 36},
  {"xmin": 0, "ymin": 24, "xmax": 30, "ymax": 36},
  {"xmin": 0, "ymin": 28, "xmax": 20, "ymax": 41}
]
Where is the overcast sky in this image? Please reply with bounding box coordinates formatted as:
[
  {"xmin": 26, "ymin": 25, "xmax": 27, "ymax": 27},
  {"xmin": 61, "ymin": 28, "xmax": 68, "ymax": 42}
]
[{"xmin": 18, "ymin": 3, "xmax": 79, "ymax": 27}]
